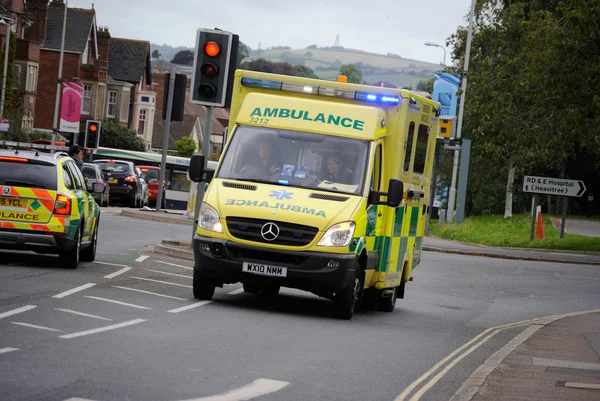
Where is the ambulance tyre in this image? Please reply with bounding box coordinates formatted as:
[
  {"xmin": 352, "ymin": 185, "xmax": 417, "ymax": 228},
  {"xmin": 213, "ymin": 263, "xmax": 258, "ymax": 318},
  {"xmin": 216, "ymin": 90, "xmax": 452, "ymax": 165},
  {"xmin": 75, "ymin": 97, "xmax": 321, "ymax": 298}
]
[
  {"xmin": 59, "ymin": 226, "xmax": 81, "ymax": 269},
  {"xmin": 334, "ymin": 262, "xmax": 363, "ymax": 320},
  {"xmin": 193, "ymin": 269, "xmax": 215, "ymax": 300},
  {"xmin": 377, "ymin": 287, "xmax": 397, "ymax": 312},
  {"xmin": 81, "ymin": 216, "xmax": 99, "ymax": 262}
]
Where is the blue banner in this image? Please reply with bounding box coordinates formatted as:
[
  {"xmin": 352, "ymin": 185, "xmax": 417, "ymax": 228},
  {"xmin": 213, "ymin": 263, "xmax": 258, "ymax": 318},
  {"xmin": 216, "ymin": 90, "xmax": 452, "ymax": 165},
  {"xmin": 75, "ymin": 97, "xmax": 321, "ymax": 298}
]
[{"xmin": 432, "ymin": 72, "xmax": 460, "ymax": 118}]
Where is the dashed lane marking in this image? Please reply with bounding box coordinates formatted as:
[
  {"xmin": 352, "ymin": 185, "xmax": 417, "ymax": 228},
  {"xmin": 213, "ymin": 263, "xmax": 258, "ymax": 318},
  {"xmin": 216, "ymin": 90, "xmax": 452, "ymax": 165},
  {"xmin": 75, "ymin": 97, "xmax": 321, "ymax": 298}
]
[
  {"xmin": 52, "ymin": 283, "xmax": 96, "ymax": 299},
  {"xmin": 113, "ymin": 286, "xmax": 188, "ymax": 301},
  {"xmin": 84, "ymin": 296, "xmax": 152, "ymax": 310},
  {"xmin": 0, "ymin": 305, "xmax": 37, "ymax": 320},
  {"xmin": 0, "ymin": 347, "xmax": 19, "ymax": 355},
  {"xmin": 135, "ymin": 255, "xmax": 149, "ymax": 263},
  {"xmin": 54, "ymin": 308, "xmax": 113, "ymax": 322},
  {"xmin": 104, "ymin": 267, "xmax": 132, "ymax": 279},
  {"xmin": 179, "ymin": 378, "xmax": 290, "ymax": 401},
  {"xmin": 12, "ymin": 322, "xmax": 63, "ymax": 332},
  {"xmin": 59, "ymin": 319, "xmax": 146, "ymax": 339},
  {"xmin": 94, "ymin": 261, "xmax": 129, "ymax": 268},
  {"xmin": 147, "ymin": 269, "xmax": 192, "ymax": 279},
  {"xmin": 131, "ymin": 276, "xmax": 192, "ymax": 289},
  {"xmin": 156, "ymin": 260, "xmax": 193, "ymax": 270},
  {"xmin": 168, "ymin": 301, "xmax": 213, "ymax": 314}
]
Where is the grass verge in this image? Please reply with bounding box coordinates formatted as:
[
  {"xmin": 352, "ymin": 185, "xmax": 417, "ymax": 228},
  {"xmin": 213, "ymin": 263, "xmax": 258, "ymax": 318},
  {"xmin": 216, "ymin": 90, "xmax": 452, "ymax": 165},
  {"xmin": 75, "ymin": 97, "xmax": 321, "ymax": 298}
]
[{"xmin": 429, "ymin": 214, "xmax": 600, "ymax": 252}]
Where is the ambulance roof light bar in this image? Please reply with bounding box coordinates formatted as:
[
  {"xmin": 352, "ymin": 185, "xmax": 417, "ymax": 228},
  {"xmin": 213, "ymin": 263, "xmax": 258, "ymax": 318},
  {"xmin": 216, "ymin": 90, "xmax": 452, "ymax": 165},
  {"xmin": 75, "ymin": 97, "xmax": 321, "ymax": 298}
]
[{"xmin": 241, "ymin": 77, "xmax": 400, "ymax": 105}]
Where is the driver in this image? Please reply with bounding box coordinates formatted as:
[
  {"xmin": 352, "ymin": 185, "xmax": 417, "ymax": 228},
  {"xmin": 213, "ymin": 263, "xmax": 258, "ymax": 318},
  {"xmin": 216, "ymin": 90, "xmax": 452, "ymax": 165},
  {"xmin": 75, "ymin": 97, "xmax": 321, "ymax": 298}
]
[
  {"xmin": 240, "ymin": 139, "xmax": 280, "ymax": 177},
  {"xmin": 321, "ymin": 154, "xmax": 352, "ymax": 184}
]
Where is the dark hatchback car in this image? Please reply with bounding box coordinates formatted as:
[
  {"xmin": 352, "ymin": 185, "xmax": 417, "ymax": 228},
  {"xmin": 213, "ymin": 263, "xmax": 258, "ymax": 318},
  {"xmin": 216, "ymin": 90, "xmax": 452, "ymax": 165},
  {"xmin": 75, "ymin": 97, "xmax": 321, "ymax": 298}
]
[
  {"xmin": 82, "ymin": 163, "xmax": 110, "ymax": 206},
  {"xmin": 93, "ymin": 160, "xmax": 143, "ymax": 208}
]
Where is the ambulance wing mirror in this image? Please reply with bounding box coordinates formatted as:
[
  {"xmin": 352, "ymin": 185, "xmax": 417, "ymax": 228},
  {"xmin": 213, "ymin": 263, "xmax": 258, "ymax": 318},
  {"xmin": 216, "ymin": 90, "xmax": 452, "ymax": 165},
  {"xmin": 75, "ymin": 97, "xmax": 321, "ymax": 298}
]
[
  {"xmin": 188, "ymin": 154, "xmax": 205, "ymax": 183},
  {"xmin": 387, "ymin": 179, "xmax": 404, "ymax": 207}
]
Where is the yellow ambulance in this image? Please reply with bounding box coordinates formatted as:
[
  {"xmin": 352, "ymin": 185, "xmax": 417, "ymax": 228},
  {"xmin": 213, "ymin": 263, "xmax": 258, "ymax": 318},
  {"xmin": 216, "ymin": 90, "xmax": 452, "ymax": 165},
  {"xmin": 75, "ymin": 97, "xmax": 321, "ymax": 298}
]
[{"xmin": 190, "ymin": 70, "xmax": 440, "ymax": 319}]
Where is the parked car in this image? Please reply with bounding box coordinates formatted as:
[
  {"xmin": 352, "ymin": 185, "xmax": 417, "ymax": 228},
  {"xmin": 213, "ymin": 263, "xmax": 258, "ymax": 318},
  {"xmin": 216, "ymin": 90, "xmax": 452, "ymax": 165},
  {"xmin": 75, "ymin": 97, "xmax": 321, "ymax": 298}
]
[
  {"xmin": 138, "ymin": 165, "xmax": 166, "ymax": 208},
  {"xmin": 93, "ymin": 160, "xmax": 144, "ymax": 208},
  {"xmin": 82, "ymin": 163, "xmax": 110, "ymax": 206}
]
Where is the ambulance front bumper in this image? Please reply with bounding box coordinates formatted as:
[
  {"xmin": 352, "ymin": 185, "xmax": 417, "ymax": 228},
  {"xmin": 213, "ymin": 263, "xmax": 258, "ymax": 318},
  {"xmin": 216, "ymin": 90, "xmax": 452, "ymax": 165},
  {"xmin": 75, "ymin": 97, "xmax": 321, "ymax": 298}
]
[{"xmin": 193, "ymin": 235, "xmax": 357, "ymax": 294}]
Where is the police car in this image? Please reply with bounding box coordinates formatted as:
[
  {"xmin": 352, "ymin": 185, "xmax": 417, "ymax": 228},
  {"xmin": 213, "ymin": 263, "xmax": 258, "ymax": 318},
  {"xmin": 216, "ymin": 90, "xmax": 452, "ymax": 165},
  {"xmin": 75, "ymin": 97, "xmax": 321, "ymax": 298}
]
[{"xmin": 0, "ymin": 149, "xmax": 104, "ymax": 268}]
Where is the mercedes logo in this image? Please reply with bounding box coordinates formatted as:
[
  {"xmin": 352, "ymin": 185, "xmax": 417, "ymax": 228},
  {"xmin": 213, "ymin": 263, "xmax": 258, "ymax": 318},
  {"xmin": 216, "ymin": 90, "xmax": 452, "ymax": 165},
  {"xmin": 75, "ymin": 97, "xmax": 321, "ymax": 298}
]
[{"xmin": 260, "ymin": 222, "xmax": 280, "ymax": 242}]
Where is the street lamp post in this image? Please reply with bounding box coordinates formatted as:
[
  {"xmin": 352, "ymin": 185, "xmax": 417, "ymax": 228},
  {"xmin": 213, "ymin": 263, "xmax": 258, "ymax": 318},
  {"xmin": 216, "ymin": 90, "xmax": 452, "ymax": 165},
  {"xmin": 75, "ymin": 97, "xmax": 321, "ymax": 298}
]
[{"xmin": 424, "ymin": 42, "xmax": 446, "ymax": 66}]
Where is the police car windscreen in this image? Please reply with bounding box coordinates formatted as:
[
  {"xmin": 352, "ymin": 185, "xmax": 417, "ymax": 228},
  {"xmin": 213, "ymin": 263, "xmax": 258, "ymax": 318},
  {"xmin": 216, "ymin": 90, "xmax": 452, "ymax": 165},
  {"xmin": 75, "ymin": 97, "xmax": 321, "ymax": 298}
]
[{"xmin": 0, "ymin": 160, "xmax": 58, "ymax": 190}]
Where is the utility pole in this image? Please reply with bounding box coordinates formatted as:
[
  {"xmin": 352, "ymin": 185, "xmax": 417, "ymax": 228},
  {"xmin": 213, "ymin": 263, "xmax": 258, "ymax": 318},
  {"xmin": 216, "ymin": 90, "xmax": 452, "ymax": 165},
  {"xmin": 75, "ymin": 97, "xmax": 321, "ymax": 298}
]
[
  {"xmin": 446, "ymin": 0, "xmax": 476, "ymax": 222},
  {"xmin": 51, "ymin": 0, "xmax": 68, "ymax": 148}
]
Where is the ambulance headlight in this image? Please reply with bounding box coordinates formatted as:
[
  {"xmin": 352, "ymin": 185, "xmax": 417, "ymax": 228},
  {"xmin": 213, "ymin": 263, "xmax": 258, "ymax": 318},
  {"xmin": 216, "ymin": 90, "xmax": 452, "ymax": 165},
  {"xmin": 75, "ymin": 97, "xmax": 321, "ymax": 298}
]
[
  {"xmin": 318, "ymin": 222, "xmax": 356, "ymax": 247},
  {"xmin": 199, "ymin": 202, "xmax": 223, "ymax": 233}
]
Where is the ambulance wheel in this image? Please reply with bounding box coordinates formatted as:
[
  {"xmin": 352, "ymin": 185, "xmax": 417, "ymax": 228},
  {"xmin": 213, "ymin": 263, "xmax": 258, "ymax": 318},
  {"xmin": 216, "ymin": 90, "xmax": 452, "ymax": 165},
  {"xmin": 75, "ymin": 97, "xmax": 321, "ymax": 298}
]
[
  {"xmin": 59, "ymin": 226, "xmax": 81, "ymax": 269},
  {"xmin": 333, "ymin": 264, "xmax": 363, "ymax": 320},
  {"xmin": 80, "ymin": 216, "xmax": 99, "ymax": 262},
  {"xmin": 243, "ymin": 282, "xmax": 261, "ymax": 294},
  {"xmin": 193, "ymin": 270, "xmax": 215, "ymax": 300},
  {"xmin": 360, "ymin": 289, "xmax": 379, "ymax": 311},
  {"xmin": 377, "ymin": 287, "xmax": 397, "ymax": 312},
  {"xmin": 260, "ymin": 285, "xmax": 280, "ymax": 296}
]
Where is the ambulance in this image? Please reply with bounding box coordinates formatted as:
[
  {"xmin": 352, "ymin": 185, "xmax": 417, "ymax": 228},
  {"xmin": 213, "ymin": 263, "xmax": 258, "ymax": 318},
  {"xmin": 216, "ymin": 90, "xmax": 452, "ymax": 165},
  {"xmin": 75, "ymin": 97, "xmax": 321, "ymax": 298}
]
[{"xmin": 190, "ymin": 70, "xmax": 440, "ymax": 319}]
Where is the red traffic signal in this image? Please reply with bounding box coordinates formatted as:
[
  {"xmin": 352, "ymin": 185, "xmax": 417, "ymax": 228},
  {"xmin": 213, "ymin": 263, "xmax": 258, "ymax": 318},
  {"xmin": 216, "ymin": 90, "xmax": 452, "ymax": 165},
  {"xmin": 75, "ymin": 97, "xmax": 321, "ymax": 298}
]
[{"xmin": 204, "ymin": 41, "xmax": 220, "ymax": 57}]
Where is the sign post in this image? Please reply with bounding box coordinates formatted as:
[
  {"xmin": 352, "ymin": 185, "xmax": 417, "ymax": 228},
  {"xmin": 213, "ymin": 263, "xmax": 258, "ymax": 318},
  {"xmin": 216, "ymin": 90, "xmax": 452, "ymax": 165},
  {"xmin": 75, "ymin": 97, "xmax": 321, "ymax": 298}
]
[{"xmin": 522, "ymin": 175, "xmax": 586, "ymax": 239}]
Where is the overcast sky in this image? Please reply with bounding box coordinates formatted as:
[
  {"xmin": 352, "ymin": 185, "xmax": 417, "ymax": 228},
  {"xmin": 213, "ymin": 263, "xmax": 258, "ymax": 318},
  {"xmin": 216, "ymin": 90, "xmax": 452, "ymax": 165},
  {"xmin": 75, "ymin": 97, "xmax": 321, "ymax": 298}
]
[{"xmin": 71, "ymin": 0, "xmax": 472, "ymax": 64}]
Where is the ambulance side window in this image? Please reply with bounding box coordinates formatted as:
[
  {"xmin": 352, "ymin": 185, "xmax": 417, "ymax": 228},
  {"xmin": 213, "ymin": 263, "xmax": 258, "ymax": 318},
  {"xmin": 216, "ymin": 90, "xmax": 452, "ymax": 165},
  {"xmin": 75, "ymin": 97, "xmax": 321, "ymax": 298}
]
[
  {"xmin": 62, "ymin": 165, "xmax": 75, "ymax": 190},
  {"xmin": 66, "ymin": 162, "xmax": 85, "ymax": 190},
  {"xmin": 413, "ymin": 124, "xmax": 430, "ymax": 174},
  {"xmin": 403, "ymin": 122, "xmax": 415, "ymax": 172},
  {"xmin": 371, "ymin": 143, "xmax": 382, "ymax": 191}
]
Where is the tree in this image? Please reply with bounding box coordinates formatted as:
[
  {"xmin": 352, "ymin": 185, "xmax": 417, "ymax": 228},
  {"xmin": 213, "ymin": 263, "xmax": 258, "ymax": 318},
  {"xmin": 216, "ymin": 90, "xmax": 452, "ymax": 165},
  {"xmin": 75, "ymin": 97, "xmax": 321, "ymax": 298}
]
[
  {"xmin": 99, "ymin": 120, "xmax": 146, "ymax": 151},
  {"xmin": 294, "ymin": 65, "xmax": 319, "ymax": 78},
  {"xmin": 416, "ymin": 77, "xmax": 434, "ymax": 93},
  {"xmin": 244, "ymin": 58, "xmax": 318, "ymax": 79},
  {"xmin": 151, "ymin": 50, "xmax": 161, "ymax": 59},
  {"xmin": 236, "ymin": 41, "xmax": 250, "ymax": 69},
  {"xmin": 176, "ymin": 136, "xmax": 197, "ymax": 158},
  {"xmin": 171, "ymin": 50, "xmax": 194, "ymax": 65},
  {"xmin": 338, "ymin": 64, "xmax": 363, "ymax": 84}
]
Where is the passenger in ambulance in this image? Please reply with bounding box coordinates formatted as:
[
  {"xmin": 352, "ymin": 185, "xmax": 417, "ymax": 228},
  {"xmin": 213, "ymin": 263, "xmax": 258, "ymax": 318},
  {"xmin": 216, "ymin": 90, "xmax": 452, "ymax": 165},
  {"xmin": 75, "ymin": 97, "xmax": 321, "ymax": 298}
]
[
  {"xmin": 320, "ymin": 154, "xmax": 353, "ymax": 184},
  {"xmin": 240, "ymin": 139, "xmax": 281, "ymax": 178}
]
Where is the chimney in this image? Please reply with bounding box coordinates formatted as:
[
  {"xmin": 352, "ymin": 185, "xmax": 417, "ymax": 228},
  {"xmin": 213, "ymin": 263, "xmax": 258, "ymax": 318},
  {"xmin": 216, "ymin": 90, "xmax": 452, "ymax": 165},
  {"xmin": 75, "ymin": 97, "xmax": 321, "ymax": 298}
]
[
  {"xmin": 25, "ymin": 0, "xmax": 49, "ymax": 44},
  {"xmin": 97, "ymin": 26, "xmax": 110, "ymax": 63}
]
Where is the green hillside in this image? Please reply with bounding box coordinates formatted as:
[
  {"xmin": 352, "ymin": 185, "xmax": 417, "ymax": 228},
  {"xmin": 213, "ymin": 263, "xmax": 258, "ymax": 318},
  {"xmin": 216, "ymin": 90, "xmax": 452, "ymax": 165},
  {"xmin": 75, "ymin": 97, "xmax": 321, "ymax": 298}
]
[{"xmin": 251, "ymin": 46, "xmax": 439, "ymax": 88}]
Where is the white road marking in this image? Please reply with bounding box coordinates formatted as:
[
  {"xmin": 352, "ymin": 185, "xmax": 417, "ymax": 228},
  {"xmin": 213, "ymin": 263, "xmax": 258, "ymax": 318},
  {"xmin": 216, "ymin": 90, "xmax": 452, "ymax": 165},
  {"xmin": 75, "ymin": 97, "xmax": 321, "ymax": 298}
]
[
  {"xmin": 84, "ymin": 296, "xmax": 151, "ymax": 310},
  {"xmin": 97, "ymin": 251, "xmax": 134, "ymax": 255},
  {"xmin": 52, "ymin": 283, "xmax": 96, "ymax": 299},
  {"xmin": 132, "ymin": 276, "xmax": 192, "ymax": 288},
  {"xmin": 94, "ymin": 261, "xmax": 129, "ymax": 267},
  {"xmin": 228, "ymin": 288, "xmax": 244, "ymax": 295},
  {"xmin": 104, "ymin": 267, "xmax": 132, "ymax": 279},
  {"xmin": 178, "ymin": 378, "xmax": 290, "ymax": 401},
  {"xmin": 148, "ymin": 269, "xmax": 192, "ymax": 279},
  {"xmin": 59, "ymin": 319, "xmax": 146, "ymax": 339},
  {"xmin": 54, "ymin": 308, "xmax": 113, "ymax": 322},
  {"xmin": 564, "ymin": 382, "xmax": 600, "ymax": 390},
  {"xmin": 12, "ymin": 322, "xmax": 63, "ymax": 332},
  {"xmin": 156, "ymin": 260, "xmax": 193, "ymax": 270},
  {"xmin": 532, "ymin": 357, "xmax": 600, "ymax": 371},
  {"xmin": 0, "ymin": 347, "xmax": 19, "ymax": 355},
  {"xmin": 135, "ymin": 255, "xmax": 149, "ymax": 263},
  {"xmin": 113, "ymin": 286, "xmax": 187, "ymax": 301},
  {"xmin": 0, "ymin": 305, "xmax": 36, "ymax": 320},
  {"xmin": 168, "ymin": 301, "xmax": 213, "ymax": 314},
  {"xmin": 63, "ymin": 398, "xmax": 96, "ymax": 401}
]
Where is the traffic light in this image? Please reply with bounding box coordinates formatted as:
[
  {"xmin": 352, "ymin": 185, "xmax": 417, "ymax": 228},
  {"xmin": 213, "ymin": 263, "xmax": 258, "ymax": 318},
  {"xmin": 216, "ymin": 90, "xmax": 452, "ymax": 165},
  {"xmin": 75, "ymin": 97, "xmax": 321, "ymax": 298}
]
[
  {"xmin": 190, "ymin": 28, "xmax": 239, "ymax": 108},
  {"xmin": 439, "ymin": 117, "xmax": 456, "ymax": 138},
  {"xmin": 84, "ymin": 120, "xmax": 101, "ymax": 149}
]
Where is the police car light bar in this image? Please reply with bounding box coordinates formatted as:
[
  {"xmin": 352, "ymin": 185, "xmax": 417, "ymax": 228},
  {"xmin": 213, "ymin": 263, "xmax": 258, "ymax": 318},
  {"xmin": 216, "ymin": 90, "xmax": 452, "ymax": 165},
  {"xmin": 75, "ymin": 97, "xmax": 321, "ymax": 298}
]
[{"xmin": 241, "ymin": 77, "xmax": 400, "ymax": 105}]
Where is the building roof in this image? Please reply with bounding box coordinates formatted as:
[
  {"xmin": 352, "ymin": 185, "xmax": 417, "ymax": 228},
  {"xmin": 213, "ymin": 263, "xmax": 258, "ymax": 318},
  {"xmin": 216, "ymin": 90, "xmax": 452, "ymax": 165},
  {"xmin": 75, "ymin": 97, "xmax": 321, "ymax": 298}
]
[
  {"xmin": 42, "ymin": 7, "xmax": 95, "ymax": 53},
  {"xmin": 109, "ymin": 38, "xmax": 152, "ymax": 85},
  {"xmin": 152, "ymin": 114, "xmax": 199, "ymax": 150}
]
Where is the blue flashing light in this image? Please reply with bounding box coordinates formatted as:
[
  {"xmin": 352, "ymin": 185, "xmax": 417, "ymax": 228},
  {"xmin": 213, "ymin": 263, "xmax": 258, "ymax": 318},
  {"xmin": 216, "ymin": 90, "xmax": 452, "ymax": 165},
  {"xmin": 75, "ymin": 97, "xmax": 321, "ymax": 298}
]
[
  {"xmin": 367, "ymin": 94, "xmax": 377, "ymax": 101},
  {"xmin": 355, "ymin": 91, "xmax": 400, "ymax": 105},
  {"xmin": 382, "ymin": 96, "xmax": 400, "ymax": 104},
  {"xmin": 241, "ymin": 77, "xmax": 283, "ymax": 90},
  {"xmin": 278, "ymin": 179, "xmax": 289, "ymax": 185}
]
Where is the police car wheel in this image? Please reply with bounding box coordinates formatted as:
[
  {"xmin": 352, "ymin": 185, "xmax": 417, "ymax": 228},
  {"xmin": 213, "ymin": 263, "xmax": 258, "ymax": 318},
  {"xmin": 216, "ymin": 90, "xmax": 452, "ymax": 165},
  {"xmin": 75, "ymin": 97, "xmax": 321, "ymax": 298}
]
[
  {"xmin": 60, "ymin": 226, "xmax": 81, "ymax": 269},
  {"xmin": 377, "ymin": 287, "xmax": 397, "ymax": 312},
  {"xmin": 193, "ymin": 270, "xmax": 215, "ymax": 300}
]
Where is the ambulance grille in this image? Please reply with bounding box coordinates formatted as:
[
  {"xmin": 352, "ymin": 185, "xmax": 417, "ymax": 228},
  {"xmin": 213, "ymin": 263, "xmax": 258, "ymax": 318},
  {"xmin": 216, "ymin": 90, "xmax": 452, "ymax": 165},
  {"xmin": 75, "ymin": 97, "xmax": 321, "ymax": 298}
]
[
  {"xmin": 226, "ymin": 217, "xmax": 318, "ymax": 246},
  {"xmin": 309, "ymin": 193, "xmax": 349, "ymax": 202},
  {"xmin": 222, "ymin": 182, "xmax": 257, "ymax": 191}
]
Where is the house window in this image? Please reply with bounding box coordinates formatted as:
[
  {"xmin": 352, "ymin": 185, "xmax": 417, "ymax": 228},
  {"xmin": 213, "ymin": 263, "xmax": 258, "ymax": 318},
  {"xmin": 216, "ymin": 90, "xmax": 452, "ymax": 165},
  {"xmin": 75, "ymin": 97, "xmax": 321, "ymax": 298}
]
[
  {"xmin": 107, "ymin": 90, "xmax": 118, "ymax": 118},
  {"xmin": 138, "ymin": 109, "xmax": 147, "ymax": 136},
  {"xmin": 13, "ymin": 65, "xmax": 21, "ymax": 90},
  {"xmin": 81, "ymin": 84, "xmax": 92, "ymax": 115},
  {"xmin": 26, "ymin": 65, "xmax": 38, "ymax": 92},
  {"xmin": 120, "ymin": 89, "xmax": 130, "ymax": 123}
]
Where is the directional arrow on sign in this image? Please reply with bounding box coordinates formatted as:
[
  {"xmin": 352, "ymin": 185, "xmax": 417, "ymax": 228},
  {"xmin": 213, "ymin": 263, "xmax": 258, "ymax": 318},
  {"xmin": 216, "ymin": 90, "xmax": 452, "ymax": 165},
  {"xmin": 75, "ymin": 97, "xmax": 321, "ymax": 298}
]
[{"xmin": 522, "ymin": 175, "xmax": 587, "ymax": 197}]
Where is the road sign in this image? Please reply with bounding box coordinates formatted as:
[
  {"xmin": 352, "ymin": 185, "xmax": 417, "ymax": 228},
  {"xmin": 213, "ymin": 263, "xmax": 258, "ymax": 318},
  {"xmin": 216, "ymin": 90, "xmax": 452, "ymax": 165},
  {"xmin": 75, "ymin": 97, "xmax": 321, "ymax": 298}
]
[{"xmin": 523, "ymin": 175, "xmax": 586, "ymax": 197}]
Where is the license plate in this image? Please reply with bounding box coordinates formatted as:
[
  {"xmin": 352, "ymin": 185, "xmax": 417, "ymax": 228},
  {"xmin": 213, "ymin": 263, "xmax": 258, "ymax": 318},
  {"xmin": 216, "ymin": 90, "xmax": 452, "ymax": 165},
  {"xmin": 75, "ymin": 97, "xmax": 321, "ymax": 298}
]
[
  {"xmin": 0, "ymin": 196, "xmax": 27, "ymax": 210},
  {"xmin": 242, "ymin": 262, "xmax": 287, "ymax": 277},
  {"xmin": 108, "ymin": 179, "xmax": 118, "ymax": 184}
]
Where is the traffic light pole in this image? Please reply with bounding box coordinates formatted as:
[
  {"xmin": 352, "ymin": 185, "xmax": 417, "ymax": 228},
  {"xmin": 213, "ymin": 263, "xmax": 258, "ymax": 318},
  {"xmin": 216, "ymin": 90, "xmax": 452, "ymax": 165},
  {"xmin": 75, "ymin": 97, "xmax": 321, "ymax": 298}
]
[
  {"xmin": 51, "ymin": 0, "xmax": 68, "ymax": 149},
  {"xmin": 156, "ymin": 67, "xmax": 177, "ymax": 212},
  {"xmin": 192, "ymin": 106, "xmax": 213, "ymax": 244}
]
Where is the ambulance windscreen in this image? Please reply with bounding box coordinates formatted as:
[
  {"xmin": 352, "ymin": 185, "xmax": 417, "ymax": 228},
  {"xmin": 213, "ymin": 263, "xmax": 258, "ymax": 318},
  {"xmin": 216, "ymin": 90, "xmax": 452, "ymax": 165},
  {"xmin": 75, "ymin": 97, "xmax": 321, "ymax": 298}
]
[{"xmin": 217, "ymin": 126, "xmax": 369, "ymax": 196}]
